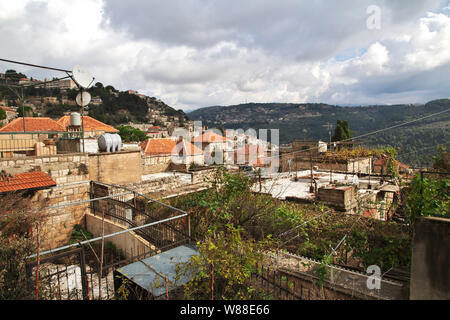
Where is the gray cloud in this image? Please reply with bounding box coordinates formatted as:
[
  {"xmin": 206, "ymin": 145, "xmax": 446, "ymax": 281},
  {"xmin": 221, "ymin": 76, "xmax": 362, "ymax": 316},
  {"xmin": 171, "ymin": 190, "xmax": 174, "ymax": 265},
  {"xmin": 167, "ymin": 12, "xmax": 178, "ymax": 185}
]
[{"xmin": 0, "ymin": 0, "xmax": 449, "ymax": 110}]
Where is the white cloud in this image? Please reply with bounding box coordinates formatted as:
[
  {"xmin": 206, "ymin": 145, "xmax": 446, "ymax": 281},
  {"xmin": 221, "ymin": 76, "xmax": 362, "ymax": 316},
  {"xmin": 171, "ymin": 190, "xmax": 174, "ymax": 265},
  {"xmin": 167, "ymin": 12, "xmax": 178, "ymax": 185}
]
[{"xmin": 0, "ymin": 0, "xmax": 449, "ymax": 111}]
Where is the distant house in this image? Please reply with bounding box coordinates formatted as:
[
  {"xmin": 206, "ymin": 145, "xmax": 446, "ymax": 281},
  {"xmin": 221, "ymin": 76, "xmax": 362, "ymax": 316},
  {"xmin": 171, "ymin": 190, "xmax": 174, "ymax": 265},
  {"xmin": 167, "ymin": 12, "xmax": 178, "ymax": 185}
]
[
  {"xmin": 292, "ymin": 140, "xmax": 327, "ymax": 156},
  {"xmin": 373, "ymin": 157, "xmax": 410, "ymax": 175},
  {"xmin": 57, "ymin": 115, "xmax": 118, "ymax": 138},
  {"xmin": 140, "ymin": 138, "xmax": 203, "ymax": 165},
  {"xmin": 0, "ymin": 106, "xmax": 18, "ymax": 122},
  {"xmin": 146, "ymin": 126, "xmax": 169, "ymax": 139},
  {"xmin": 191, "ymin": 131, "xmax": 231, "ymax": 164},
  {"xmin": 234, "ymin": 143, "xmax": 268, "ymax": 167}
]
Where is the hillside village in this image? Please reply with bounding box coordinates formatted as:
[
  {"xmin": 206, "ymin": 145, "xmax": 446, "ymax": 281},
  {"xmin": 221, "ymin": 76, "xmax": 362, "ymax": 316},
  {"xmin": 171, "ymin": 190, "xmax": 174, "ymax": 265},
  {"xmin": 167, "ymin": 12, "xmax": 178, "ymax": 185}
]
[{"xmin": 0, "ymin": 67, "xmax": 448, "ymax": 302}]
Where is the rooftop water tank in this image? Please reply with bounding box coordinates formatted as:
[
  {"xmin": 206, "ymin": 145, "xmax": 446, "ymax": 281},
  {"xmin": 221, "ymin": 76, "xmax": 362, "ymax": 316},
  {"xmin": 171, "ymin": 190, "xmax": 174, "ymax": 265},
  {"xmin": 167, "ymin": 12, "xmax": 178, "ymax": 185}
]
[
  {"xmin": 98, "ymin": 133, "xmax": 122, "ymax": 152},
  {"xmin": 110, "ymin": 133, "xmax": 122, "ymax": 152},
  {"xmin": 70, "ymin": 112, "xmax": 81, "ymax": 126}
]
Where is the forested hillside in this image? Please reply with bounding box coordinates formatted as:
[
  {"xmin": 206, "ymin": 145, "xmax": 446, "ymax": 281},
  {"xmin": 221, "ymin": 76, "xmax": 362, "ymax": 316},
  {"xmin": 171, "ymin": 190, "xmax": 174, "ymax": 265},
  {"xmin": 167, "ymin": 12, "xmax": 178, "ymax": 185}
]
[{"xmin": 188, "ymin": 99, "xmax": 450, "ymax": 167}]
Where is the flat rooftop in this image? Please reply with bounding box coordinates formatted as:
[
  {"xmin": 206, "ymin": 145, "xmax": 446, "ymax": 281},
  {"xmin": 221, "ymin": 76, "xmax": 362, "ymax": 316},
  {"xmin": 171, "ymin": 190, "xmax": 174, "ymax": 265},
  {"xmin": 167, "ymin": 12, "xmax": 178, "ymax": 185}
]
[{"xmin": 253, "ymin": 170, "xmax": 382, "ymax": 200}]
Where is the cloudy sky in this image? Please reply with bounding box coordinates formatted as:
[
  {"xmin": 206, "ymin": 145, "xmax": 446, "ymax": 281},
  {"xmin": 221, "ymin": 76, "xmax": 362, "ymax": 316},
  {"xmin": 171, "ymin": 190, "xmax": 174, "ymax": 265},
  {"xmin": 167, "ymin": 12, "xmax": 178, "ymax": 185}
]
[{"xmin": 0, "ymin": 0, "xmax": 449, "ymax": 111}]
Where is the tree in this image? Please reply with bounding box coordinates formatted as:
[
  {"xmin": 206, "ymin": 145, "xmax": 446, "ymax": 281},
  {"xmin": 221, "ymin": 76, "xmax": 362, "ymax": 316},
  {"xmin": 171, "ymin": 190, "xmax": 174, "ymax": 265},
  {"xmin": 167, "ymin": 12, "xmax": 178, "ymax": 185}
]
[
  {"xmin": 17, "ymin": 106, "xmax": 34, "ymax": 117},
  {"xmin": 432, "ymin": 146, "xmax": 449, "ymax": 172},
  {"xmin": 117, "ymin": 125, "xmax": 148, "ymax": 142},
  {"xmin": 0, "ymin": 108, "xmax": 6, "ymax": 121},
  {"xmin": 332, "ymin": 119, "xmax": 352, "ymax": 142},
  {"xmin": 175, "ymin": 226, "xmax": 272, "ymax": 300}
]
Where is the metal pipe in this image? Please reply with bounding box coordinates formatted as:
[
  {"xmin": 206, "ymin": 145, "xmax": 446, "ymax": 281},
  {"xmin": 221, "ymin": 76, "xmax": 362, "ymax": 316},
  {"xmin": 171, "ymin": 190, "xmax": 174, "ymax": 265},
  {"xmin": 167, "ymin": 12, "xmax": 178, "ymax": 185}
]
[
  {"xmin": 165, "ymin": 277, "xmax": 169, "ymax": 300},
  {"xmin": 99, "ymin": 209, "xmax": 105, "ymax": 300},
  {"xmin": 28, "ymin": 212, "xmax": 188, "ymax": 259},
  {"xmin": 35, "ymin": 223, "xmax": 40, "ymax": 300}
]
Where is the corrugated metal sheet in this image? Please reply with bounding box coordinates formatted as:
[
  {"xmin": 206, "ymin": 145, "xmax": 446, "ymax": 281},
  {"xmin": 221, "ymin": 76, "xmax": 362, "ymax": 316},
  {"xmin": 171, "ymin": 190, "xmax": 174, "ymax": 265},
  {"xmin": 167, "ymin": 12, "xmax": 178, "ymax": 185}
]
[{"xmin": 116, "ymin": 245, "xmax": 198, "ymax": 297}]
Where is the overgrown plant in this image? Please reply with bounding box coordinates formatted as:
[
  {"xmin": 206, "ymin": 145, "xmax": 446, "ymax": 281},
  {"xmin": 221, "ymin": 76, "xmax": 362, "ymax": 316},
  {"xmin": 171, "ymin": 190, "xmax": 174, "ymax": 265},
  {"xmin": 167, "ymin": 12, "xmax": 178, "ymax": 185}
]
[{"xmin": 175, "ymin": 225, "xmax": 273, "ymax": 300}]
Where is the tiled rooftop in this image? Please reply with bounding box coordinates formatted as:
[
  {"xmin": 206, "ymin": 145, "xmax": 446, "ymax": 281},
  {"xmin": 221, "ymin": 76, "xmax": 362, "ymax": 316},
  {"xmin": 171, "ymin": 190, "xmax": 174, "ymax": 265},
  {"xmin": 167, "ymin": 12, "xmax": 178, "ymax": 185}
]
[
  {"xmin": 192, "ymin": 131, "xmax": 229, "ymax": 143},
  {"xmin": 0, "ymin": 117, "xmax": 65, "ymax": 132},
  {"xmin": 0, "ymin": 171, "xmax": 56, "ymax": 193},
  {"xmin": 141, "ymin": 138, "xmax": 203, "ymax": 156},
  {"xmin": 57, "ymin": 115, "xmax": 118, "ymax": 132}
]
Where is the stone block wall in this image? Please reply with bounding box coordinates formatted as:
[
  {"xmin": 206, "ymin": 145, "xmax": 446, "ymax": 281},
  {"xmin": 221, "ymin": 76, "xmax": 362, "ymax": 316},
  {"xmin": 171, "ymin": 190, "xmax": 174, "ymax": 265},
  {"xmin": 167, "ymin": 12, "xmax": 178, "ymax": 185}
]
[
  {"xmin": 191, "ymin": 168, "xmax": 216, "ymax": 184},
  {"xmin": 0, "ymin": 153, "xmax": 91, "ymax": 250},
  {"xmin": 142, "ymin": 155, "xmax": 172, "ymax": 174},
  {"xmin": 318, "ymin": 185, "xmax": 357, "ymax": 212},
  {"xmin": 89, "ymin": 150, "xmax": 142, "ymax": 184},
  {"xmin": 124, "ymin": 175, "xmax": 191, "ymax": 195},
  {"xmin": 280, "ymin": 154, "xmax": 372, "ymax": 174}
]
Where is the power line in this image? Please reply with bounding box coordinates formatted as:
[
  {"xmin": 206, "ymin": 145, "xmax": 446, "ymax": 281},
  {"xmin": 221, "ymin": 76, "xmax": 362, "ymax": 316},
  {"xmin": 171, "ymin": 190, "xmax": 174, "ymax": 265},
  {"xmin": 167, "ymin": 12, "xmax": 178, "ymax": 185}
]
[
  {"xmin": 0, "ymin": 58, "xmax": 71, "ymax": 73},
  {"xmin": 265, "ymin": 107, "xmax": 450, "ymax": 160},
  {"xmin": 327, "ymin": 215, "xmax": 362, "ymax": 259}
]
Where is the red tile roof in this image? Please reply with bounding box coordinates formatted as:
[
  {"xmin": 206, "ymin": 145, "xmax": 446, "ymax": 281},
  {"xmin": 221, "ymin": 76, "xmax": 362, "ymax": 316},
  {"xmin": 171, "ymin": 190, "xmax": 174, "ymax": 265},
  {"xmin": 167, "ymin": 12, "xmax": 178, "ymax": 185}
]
[
  {"xmin": 0, "ymin": 106, "xmax": 16, "ymax": 113},
  {"xmin": 147, "ymin": 126, "xmax": 162, "ymax": 131},
  {"xmin": 362, "ymin": 209, "xmax": 377, "ymax": 218},
  {"xmin": 141, "ymin": 138, "xmax": 203, "ymax": 156},
  {"xmin": 0, "ymin": 171, "xmax": 56, "ymax": 193},
  {"xmin": 57, "ymin": 115, "xmax": 118, "ymax": 132},
  {"xmin": 192, "ymin": 131, "xmax": 229, "ymax": 143},
  {"xmin": 0, "ymin": 117, "xmax": 65, "ymax": 132},
  {"xmin": 374, "ymin": 157, "xmax": 409, "ymax": 170}
]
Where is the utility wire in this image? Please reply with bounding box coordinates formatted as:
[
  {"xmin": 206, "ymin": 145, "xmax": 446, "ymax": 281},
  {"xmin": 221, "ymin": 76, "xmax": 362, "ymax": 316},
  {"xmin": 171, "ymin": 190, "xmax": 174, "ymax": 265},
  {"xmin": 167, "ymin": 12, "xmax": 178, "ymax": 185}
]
[
  {"xmin": 327, "ymin": 215, "xmax": 362, "ymax": 259},
  {"xmin": 0, "ymin": 58, "xmax": 71, "ymax": 73},
  {"xmin": 265, "ymin": 107, "xmax": 450, "ymax": 160}
]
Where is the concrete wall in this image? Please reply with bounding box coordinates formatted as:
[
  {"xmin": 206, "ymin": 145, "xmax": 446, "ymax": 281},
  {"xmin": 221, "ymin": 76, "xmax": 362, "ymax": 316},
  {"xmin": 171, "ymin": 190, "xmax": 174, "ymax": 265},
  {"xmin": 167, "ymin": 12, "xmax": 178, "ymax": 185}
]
[
  {"xmin": 410, "ymin": 216, "xmax": 450, "ymax": 300},
  {"xmin": 89, "ymin": 150, "xmax": 142, "ymax": 184},
  {"xmin": 85, "ymin": 213, "xmax": 155, "ymax": 259}
]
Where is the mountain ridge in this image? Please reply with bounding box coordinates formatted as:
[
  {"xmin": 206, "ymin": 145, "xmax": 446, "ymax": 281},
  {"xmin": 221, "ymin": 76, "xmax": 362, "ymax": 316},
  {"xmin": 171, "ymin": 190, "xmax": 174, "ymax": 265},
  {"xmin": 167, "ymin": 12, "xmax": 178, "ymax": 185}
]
[{"xmin": 187, "ymin": 99, "xmax": 450, "ymax": 167}]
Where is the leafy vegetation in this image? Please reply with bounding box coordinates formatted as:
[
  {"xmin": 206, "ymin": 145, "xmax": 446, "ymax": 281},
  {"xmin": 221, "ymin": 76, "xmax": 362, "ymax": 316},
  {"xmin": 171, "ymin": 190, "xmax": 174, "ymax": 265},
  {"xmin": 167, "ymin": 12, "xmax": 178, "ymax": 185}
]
[
  {"xmin": 117, "ymin": 125, "xmax": 148, "ymax": 142},
  {"xmin": 147, "ymin": 168, "xmax": 412, "ymax": 299},
  {"xmin": 405, "ymin": 175, "xmax": 450, "ymax": 222}
]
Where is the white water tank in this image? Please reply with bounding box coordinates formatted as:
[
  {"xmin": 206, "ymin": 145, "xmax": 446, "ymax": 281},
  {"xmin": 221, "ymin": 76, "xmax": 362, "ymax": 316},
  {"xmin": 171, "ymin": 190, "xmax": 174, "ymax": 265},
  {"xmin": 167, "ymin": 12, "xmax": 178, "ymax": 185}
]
[
  {"xmin": 110, "ymin": 133, "xmax": 122, "ymax": 152},
  {"xmin": 98, "ymin": 133, "xmax": 122, "ymax": 152},
  {"xmin": 70, "ymin": 112, "xmax": 81, "ymax": 126}
]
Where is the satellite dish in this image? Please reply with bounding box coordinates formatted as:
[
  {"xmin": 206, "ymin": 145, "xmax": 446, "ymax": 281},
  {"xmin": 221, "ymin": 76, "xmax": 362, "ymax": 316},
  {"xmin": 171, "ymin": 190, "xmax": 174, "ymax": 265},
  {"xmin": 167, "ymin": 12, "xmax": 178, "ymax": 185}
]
[
  {"xmin": 72, "ymin": 65, "xmax": 94, "ymax": 88},
  {"xmin": 76, "ymin": 91, "xmax": 91, "ymax": 107}
]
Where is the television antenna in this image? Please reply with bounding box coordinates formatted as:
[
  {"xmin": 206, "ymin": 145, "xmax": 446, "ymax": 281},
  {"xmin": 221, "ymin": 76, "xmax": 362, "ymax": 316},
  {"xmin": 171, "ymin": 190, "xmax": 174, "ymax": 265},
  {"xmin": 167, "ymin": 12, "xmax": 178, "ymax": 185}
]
[
  {"xmin": 76, "ymin": 91, "xmax": 91, "ymax": 107},
  {"xmin": 71, "ymin": 65, "xmax": 94, "ymax": 153},
  {"xmin": 72, "ymin": 65, "xmax": 94, "ymax": 89}
]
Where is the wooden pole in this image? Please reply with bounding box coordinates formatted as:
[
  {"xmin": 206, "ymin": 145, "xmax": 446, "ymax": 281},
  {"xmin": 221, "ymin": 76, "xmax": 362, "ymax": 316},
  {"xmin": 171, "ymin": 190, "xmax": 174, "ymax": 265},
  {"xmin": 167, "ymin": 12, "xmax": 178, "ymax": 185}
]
[{"xmin": 210, "ymin": 262, "xmax": 214, "ymax": 300}]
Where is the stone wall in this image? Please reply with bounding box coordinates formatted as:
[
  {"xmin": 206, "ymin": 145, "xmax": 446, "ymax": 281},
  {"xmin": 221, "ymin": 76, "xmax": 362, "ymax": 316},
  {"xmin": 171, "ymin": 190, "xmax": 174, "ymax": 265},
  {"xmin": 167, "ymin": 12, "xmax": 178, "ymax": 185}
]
[
  {"xmin": 0, "ymin": 153, "xmax": 91, "ymax": 250},
  {"xmin": 124, "ymin": 175, "xmax": 192, "ymax": 195},
  {"xmin": 410, "ymin": 216, "xmax": 450, "ymax": 300},
  {"xmin": 142, "ymin": 155, "xmax": 171, "ymax": 174},
  {"xmin": 89, "ymin": 150, "xmax": 142, "ymax": 184},
  {"xmin": 318, "ymin": 185, "xmax": 357, "ymax": 212},
  {"xmin": 191, "ymin": 168, "xmax": 216, "ymax": 184},
  {"xmin": 281, "ymin": 154, "xmax": 372, "ymax": 174}
]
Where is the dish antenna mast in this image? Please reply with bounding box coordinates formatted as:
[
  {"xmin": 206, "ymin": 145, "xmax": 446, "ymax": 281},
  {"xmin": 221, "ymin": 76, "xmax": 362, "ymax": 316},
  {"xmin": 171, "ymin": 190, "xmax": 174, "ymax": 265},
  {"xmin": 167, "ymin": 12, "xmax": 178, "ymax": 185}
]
[{"xmin": 71, "ymin": 65, "xmax": 95, "ymax": 153}]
